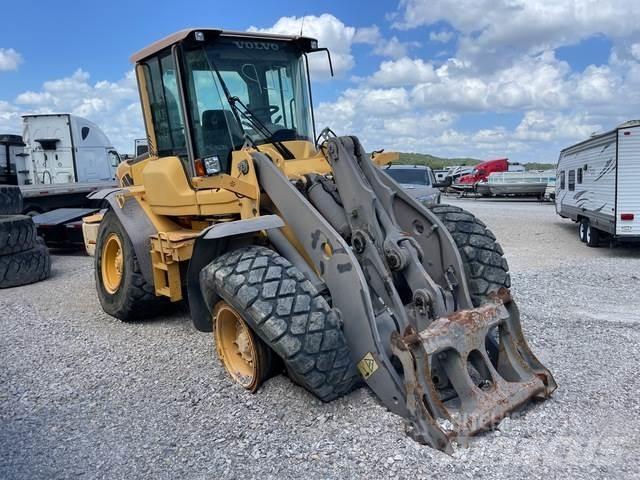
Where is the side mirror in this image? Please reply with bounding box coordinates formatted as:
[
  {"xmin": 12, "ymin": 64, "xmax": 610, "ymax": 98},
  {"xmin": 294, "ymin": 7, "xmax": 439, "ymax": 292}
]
[
  {"xmin": 108, "ymin": 150, "xmax": 121, "ymax": 168},
  {"xmin": 308, "ymin": 47, "xmax": 334, "ymax": 76}
]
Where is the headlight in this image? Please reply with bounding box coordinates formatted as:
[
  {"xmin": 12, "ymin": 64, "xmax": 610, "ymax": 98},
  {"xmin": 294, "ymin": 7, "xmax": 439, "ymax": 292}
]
[
  {"xmin": 203, "ymin": 155, "xmax": 221, "ymax": 175},
  {"xmin": 417, "ymin": 193, "xmax": 439, "ymax": 203}
]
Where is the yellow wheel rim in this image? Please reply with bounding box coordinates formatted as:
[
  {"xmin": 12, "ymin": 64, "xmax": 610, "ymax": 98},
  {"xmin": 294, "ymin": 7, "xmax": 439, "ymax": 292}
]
[
  {"xmin": 101, "ymin": 233, "xmax": 124, "ymax": 294},
  {"xmin": 214, "ymin": 302, "xmax": 260, "ymax": 391}
]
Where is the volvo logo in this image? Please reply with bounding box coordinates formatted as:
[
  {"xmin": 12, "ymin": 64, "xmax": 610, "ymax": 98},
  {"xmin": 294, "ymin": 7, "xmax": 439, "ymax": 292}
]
[{"xmin": 233, "ymin": 41, "xmax": 280, "ymax": 51}]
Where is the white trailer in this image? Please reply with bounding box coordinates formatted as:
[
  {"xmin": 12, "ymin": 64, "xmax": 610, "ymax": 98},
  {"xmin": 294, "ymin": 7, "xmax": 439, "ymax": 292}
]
[
  {"xmin": 2, "ymin": 114, "xmax": 120, "ymax": 214},
  {"xmin": 555, "ymin": 120, "xmax": 640, "ymax": 247},
  {"xmin": 1, "ymin": 114, "xmax": 122, "ymax": 247}
]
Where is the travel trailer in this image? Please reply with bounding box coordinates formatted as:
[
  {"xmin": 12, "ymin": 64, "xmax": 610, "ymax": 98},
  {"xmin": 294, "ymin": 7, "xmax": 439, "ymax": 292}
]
[{"xmin": 555, "ymin": 120, "xmax": 640, "ymax": 247}]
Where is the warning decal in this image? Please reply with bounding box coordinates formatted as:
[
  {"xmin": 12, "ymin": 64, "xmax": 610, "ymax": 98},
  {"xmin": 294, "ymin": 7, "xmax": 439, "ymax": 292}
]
[{"xmin": 357, "ymin": 352, "xmax": 379, "ymax": 379}]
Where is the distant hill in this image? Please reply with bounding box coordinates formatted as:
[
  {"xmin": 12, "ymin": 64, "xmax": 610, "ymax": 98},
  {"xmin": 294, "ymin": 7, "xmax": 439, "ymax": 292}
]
[
  {"xmin": 520, "ymin": 162, "xmax": 556, "ymax": 171},
  {"xmin": 394, "ymin": 152, "xmax": 555, "ymax": 171},
  {"xmin": 396, "ymin": 152, "xmax": 481, "ymax": 170}
]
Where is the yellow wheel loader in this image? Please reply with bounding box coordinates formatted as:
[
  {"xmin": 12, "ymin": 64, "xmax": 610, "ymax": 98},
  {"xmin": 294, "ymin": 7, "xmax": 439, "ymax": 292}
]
[{"xmin": 85, "ymin": 28, "xmax": 556, "ymax": 452}]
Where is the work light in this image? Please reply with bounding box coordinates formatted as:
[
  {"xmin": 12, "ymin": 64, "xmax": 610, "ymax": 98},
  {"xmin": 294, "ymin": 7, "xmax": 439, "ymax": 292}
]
[{"xmin": 203, "ymin": 155, "xmax": 221, "ymax": 175}]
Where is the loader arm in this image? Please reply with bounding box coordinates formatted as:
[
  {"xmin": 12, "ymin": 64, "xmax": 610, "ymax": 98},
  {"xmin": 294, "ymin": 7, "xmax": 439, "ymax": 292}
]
[
  {"xmin": 254, "ymin": 136, "xmax": 556, "ymax": 452},
  {"xmin": 253, "ymin": 150, "xmax": 409, "ymax": 416}
]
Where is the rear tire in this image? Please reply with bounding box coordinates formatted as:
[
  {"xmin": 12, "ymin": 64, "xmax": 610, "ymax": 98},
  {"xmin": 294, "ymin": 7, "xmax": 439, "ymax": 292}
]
[
  {"xmin": 586, "ymin": 224, "xmax": 600, "ymax": 248},
  {"xmin": 0, "ymin": 215, "xmax": 37, "ymax": 255},
  {"xmin": 428, "ymin": 204, "xmax": 510, "ymax": 306},
  {"xmin": 0, "ymin": 244, "xmax": 50, "ymax": 288},
  {"xmin": 201, "ymin": 245, "xmax": 360, "ymax": 402},
  {"xmin": 95, "ymin": 210, "xmax": 169, "ymax": 321}
]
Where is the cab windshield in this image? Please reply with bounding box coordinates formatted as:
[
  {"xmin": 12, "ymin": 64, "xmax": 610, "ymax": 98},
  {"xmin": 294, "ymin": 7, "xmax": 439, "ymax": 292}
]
[{"xmin": 183, "ymin": 39, "xmax": 314, "ymax": 172}]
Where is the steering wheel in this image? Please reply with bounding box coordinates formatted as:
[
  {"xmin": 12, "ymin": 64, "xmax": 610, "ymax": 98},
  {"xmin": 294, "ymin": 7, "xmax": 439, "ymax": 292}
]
[{"xmin": 250, "ymin": 105, "xmax": 280, "ymax": 117}]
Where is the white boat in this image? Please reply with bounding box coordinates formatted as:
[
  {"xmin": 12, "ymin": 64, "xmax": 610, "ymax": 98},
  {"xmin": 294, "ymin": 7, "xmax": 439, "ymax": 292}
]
[
  {"xmin": 487, "ymin": 171, "xmax": 556, "ymax": 197},
  {"xmin": 544, "ymin": 179, "xmax": 556, "ymax": 201}
]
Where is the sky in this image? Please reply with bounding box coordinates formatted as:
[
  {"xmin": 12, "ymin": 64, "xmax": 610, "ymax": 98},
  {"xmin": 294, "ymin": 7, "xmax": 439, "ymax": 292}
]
[{"xmin": 1, "ymin": 0, "xmax": 639, "ymax": 162}]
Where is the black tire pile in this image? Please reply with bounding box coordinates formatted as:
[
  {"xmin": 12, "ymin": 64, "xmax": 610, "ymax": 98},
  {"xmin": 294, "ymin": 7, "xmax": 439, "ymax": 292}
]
[{"xmin": 0, "ymin": 186, "xmax": 51, "ymax": 288}]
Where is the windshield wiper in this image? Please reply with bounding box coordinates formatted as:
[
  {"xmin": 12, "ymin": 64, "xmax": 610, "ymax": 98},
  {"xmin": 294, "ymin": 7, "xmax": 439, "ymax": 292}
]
[
  {"xmin": 205, "ymin": 51, "xmax": 295, "ymax": 160},
  {"xmin": 228, "ymin": 96, "xmax": 295, "ymax": 160}
]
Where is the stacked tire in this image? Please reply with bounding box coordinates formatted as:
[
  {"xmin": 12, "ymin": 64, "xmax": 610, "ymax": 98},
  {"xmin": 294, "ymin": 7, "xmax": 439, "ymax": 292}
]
[{"xmin": 0, "ymin": 186, "xmax": 51, "ymax": 288}]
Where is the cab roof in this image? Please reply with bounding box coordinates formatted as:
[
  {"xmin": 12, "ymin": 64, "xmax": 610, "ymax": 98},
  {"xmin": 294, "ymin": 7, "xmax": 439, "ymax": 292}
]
[{"xmin": 130, "ymin": 28, "xmax": 318, "ymax": 64}]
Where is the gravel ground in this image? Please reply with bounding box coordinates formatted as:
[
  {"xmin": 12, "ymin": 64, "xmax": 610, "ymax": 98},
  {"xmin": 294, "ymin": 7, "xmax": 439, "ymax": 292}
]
[{"xmin": 1, "ymin": 199, "xmax": 639, "ymax": 479}]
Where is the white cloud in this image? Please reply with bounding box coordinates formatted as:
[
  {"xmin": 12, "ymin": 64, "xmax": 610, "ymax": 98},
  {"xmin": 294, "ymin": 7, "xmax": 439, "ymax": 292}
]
[
  {"xmin": 248, "ymin": 14, "xmax": 367, "ymax": 77},
  {"xmin": 0, "ymin": 100, "xmax": 21, "ymax": 132},
  {"xmin": 368, "ymin": 50, "xmax": 614, "ymax": 114},
  {"xmin": 11, "ymin": 69, "xmax": 142, "ymax": 153},
  {"xmin": 369, "ymin": 57, "xmax": 436, "ymax": 87},
  {"xmin": 317, "ymin": 43, "xmax": 639, "ymax": 161},
  {"xmin": 429, "ymin": 31, "xmax": 454, "ymax": 43},
  {"xmin": 249, "ymin": 15, "xmax": 417, "ymax": 78},
  {"xmin": 353, "ymin": 26, "xmax": 381, "ymax": 44},
  {"xmin": 0, "ymin": 48, "xmax": 23, "ymax": 71},
  {"xmin": 514, "ymin": 111, "xmax": 601, "ymax": 141},
  {"xmin": 396, "ymin": 0, "xmax": 640, "ymax": 42},
  {"xmin": 574, "ymin": 65, "xmax": 617, "ymax": 105},
  {"xmin": 395, "ymin": 0, "xmax": 640, "ymax": 71},
  {"xmin": 372, "ymin": 36, "xmax": 418, "ymax": 59},
  {"xmin": 382, "ymin": 111, "xmax": 456, "ymax": 137}
]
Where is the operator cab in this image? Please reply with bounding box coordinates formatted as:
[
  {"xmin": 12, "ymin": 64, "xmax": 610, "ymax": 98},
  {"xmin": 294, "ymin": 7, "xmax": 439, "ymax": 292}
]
[{"xmin": 131, "ymin": 29, "xmax": 326, "ymax": 177}]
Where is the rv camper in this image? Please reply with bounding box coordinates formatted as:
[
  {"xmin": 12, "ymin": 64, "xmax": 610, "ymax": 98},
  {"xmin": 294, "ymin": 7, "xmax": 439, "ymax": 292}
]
[{"xmin": 555, "ymin": 120, "xmax": 640, "ymax": 247}]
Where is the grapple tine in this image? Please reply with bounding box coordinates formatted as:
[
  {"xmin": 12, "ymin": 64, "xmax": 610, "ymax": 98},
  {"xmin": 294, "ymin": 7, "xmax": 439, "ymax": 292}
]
[
  {"xmin": 391, "ymin": 289, "xmax": 556, "ymax": 453},
  {"xmin": 391, "ymin": 331, "xmax": 453, "ymax": 453}
]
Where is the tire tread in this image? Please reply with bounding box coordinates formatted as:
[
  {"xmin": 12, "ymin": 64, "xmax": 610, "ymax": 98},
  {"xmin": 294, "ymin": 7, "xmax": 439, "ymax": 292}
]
[
  {"xmin": 0, "ymin": 244, "xmax": 51, "ymax": 288},
  {"xmin": 0, "ymin": 186, "xmax": 23, "ymax": 215},
  {"xmin": 428, "ymin": 204, "xmax": 511, "ymax": 306},
  {"xmin": 0, "ymin": 215, "xmax": 37, "ymax": 255}
]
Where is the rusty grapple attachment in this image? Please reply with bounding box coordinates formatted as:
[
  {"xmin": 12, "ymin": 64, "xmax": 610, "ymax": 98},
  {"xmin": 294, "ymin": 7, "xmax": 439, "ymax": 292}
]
[
  {"xmin": 391, "ymin": 288, "xmax": 556, "ymax": 453},
  {"xmin": 254, "ymin": 134, "xmax": 556, "ymax": 453}
]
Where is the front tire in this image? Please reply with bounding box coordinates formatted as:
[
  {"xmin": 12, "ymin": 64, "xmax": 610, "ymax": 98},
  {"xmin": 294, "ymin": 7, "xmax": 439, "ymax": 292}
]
[
  {"xmin": 579, "ymin": 219, "xmax": 588, "ymax": 243},
  {"xmin": 95, "ymin": 210, "xmax": 168, "ymax": 321},
  {"xmin": 201, "ymin": 245, "xmax": 360, "ymax": 402},
  {"xmin": 428, "ymin": 204, "xmax": 510, "ymax": 306}
]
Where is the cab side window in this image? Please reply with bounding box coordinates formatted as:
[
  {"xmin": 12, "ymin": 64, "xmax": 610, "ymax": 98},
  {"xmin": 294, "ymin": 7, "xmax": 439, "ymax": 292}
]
[{"xmin": 142, "ymin": 51, "xmax": 187, "ymax": 158}]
